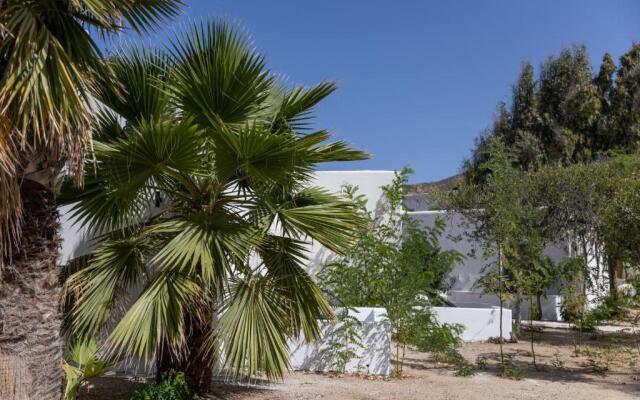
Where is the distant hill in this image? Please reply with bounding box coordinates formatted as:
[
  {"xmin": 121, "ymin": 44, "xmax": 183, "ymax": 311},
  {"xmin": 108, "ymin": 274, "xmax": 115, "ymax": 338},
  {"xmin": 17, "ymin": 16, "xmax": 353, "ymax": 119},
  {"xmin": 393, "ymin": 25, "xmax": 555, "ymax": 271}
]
[
  {"xmin": 404, "ymin": 174, "xmax": 463, "ymax": 194},
  {"xmin": 403, "ymin": 174, "xmax": 462, "ymax": 211}
]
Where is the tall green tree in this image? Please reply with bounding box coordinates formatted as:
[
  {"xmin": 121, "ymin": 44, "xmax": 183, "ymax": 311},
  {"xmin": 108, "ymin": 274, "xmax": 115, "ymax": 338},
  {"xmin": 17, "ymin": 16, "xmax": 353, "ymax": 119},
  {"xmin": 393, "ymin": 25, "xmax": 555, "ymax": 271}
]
[
  {"xmin": 63, "ymin": 21, "xmax": 367, "ymax": 393},
  {"xmin": 465, "ymin": 44, "xmax": 633, "ymax": 179},
  {"xmin": 537, "ymin": 46, "xmax": 601, "ymax": 163},
  {"xmin": 593, "ymin": 53, "xmax": 616, "ymax": 152},
  {"xmin": 611, "ymin": 44, "xmax": 640, "ymax": 152},
  {"xmin": 0, "ymin": 2, "xmax": 181, "ymax": 399},
  {"xmin": 454, "ymin": 138, "xmax": 551, "ymax": 366},
  {"xmin": 509, "ymin": 62, "xmax": 543, "ymax": 169},
  {"xmin": 464, "ymin": 43, "xmax": 640, "ymax": 301}
]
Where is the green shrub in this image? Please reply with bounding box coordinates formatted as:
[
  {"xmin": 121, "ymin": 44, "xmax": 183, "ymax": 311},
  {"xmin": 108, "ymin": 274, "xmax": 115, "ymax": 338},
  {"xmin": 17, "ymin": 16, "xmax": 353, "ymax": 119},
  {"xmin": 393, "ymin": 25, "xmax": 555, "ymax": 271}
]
[
  {"xmin": 131, "ymin": 371, "xmax": 192, "ymax": 400},
  {"xmin": 589, "ymin": 294, "xmax": 628, "ymax": 322},
  {"xmin": 414, "ymin": 321, "xmax": 475, "ymax": 376},
  {"xmin": 63, "ymin": 338, "xmax": 113, "ymax": 400},
  {"xmin": 498, "ymin": 361, "xmax": 525, "ymax": 380}
]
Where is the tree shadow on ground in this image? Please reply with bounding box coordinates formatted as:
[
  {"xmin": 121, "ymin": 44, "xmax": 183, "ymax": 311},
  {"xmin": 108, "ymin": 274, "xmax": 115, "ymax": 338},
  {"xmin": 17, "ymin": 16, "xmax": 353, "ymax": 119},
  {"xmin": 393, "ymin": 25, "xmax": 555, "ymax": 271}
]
[
  {"xmin": 205, "ymin": 382, "xmax": 276, "ymax": 400},
  {"xmin": 79, "ymin": 376, "xmax": 278, "ymax": 400},
  {"xmin": 390, "ymin": 328, "xmax": 640, "ymax": 398},
  {"xmin": 471, "ymin": 349, "xmax": 640, "ymax": 397}
]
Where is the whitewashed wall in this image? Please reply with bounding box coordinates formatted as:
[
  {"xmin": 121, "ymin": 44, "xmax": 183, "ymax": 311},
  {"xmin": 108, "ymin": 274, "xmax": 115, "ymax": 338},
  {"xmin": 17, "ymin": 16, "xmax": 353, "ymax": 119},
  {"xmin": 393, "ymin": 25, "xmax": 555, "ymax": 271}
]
[
  {"xmin": 289, "ymin": 308, "xmax": 391, "ymax": 375},
  {"xmin": 303, "ymin": 171, "xmax": 396, "ymax": 276},
  {"xmin": 408, "ymin": 210, "xmax": 567, "ymax": 321},
  {"xmin": 433, "ymin": 306, "xmax": 512, "ymax": 341}
]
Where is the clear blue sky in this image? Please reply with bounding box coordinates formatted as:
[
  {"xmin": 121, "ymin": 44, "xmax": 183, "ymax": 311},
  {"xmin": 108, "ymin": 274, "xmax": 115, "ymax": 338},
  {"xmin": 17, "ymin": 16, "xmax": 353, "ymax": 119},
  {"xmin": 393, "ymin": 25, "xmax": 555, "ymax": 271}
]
[{"xmin": 114, "ymin": 0, "xmax": 640, "ymax": 183}]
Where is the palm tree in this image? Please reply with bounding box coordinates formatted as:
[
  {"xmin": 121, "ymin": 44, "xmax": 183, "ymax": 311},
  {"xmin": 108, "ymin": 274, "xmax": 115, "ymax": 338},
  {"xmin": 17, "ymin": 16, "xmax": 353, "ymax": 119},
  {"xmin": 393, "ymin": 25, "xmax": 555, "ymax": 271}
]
[
  {"xmin": 0, "ymin": 2, "xmax": 181, "ymax": 399},
  {"xmin": 63, "ymin": 21, "xmax": 368, "ymax": 393}
]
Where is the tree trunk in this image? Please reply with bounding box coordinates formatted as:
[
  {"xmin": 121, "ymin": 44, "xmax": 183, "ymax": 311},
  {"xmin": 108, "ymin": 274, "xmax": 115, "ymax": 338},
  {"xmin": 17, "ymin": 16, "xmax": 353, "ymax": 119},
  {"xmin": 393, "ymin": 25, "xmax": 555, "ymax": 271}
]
[
  {"xmin": 0, "ymin": 180, "xmax": 63, "ymax": 400},
  {"xmin": 529, "ymin": 296, "xmax": 537, "ymax": 370},
  {"xmin": 607, "ymin": 253, "xmax": 620, "ymax": 299},
  {"xmin": 497, "ymin": 244, "xmax": 505, "ymax": 370},
  {"xmin": 513, "ymin": 291, "xmax": 521, "ymax": 341},
  {"xmin": 535, "ymin": 293, "xmax": 543, "ymax": 320},
  {"xmin": 156, "ymin": 307, "xmax": 215, "ymax": 394}
]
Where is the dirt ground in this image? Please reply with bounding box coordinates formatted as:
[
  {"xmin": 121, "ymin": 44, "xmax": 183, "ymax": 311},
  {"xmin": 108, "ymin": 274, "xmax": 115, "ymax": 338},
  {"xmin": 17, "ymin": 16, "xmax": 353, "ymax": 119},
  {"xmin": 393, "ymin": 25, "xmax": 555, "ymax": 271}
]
[{"xmin": 82, "ymin": 328, "xmax": 640, "ymax": 400}]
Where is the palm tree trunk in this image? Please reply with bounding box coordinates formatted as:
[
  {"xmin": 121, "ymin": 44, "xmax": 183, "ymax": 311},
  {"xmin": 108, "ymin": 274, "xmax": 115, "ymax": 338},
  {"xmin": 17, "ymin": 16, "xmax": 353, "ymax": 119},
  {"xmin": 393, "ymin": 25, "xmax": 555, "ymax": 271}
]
[
  {"xmin": 156, "ymin": 306, "xmax": 215, "ymax": 394},
  {"xmin": 0, "ymin": 180, "xmax": 63, "ymax": 400}
]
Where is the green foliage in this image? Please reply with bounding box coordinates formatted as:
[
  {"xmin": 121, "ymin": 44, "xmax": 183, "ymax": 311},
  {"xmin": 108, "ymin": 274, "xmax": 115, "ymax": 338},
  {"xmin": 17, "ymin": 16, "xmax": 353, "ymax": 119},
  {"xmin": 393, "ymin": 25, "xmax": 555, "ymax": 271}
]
[
  {"xmin": 131, "ymin": 371, "xmax": 192, "ymax": 400},
  {"xmin": 589, "ymin": 294, "xmax": 628, "ymax": 322},
  {"xmin": 449, "ymin": 138, "xmax": 557, "ymax": 370},
  {"xmin": 62, "ymin": 19, "xmax": 367, "ymax": 384},
  {"xmin": 317, "ymin": 308, "xmax": 364, "ymax": 374},
  {"xmin": 319, "ymin": 169, "xmax": 466, "ymax": 376},
  {"xmin": 498, "ymin": 361, "xmax": 526, "ymax": 380},
  {"xmin": 465, "ymin": 43, "xmax": 640, "ymax": 182},
  {"xmin": 63, "ymin": 338, "xmax": 114, "ymax": 400},
  {"xmin": 320, "ymin": 169, "xmax": 463, "ymax": 309},
  {"xmin": 414, "ymin": 321, "xmax": 475, "ymax": 376}
]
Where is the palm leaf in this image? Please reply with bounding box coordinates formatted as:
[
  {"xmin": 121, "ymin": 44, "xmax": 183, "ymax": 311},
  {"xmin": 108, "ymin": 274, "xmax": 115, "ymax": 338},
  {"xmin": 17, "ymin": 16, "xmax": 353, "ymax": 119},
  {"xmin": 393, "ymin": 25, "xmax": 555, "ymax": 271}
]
[
  {"xmin": 65, "ymin": 119, "xmax": 203, "ymax": 233},
  {"xmin": 258, "ymin": 235, "xmax": 334, "ymax": 340},
  {"xmin": 94, "ymin": 46, "xmax": 172, "ymax": 124},
  {"xmin": 275, "ymin": 187, "xmax": 362, "ymax": 253},
  {"xmin": 67, "ymin": 233, "xmax": 152, "ymax": 338},
  {"xmin": 212, "ymin": 121, "xmax": 315, "ymax": 184},
  {"xmin": 106, "ymin": 271, "xmax": 202, "ymax": 361},
  {"xmin": 169, "ymin": 20, "xmax": 273, "ymax": 127},
  {"xmin": 214, "ymin": 276, "xmax": 290, "ymax": 380},
  {"xmin": 149, "ymin": 212, "xmax": 257, "ymax": 289},
  {"xmin": 270, "ymin": 82, "xmax": 337, "ymax": 133}
]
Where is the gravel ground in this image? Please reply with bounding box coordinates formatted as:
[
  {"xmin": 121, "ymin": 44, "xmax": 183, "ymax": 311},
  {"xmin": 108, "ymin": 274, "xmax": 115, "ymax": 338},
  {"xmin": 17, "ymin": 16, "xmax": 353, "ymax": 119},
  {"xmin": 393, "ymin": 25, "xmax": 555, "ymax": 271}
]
[{"xmin": 82, "ymin": 329, "xmax": 640, "ymax": 400}]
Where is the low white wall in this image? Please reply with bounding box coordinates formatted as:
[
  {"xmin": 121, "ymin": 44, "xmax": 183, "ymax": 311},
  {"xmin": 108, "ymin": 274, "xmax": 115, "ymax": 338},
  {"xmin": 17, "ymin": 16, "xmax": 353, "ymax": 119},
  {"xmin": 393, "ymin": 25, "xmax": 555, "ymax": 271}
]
[
  {"xmin": 446, "ymin": 291, "xmax": 563, "ymax": 321},
  {"xmin": 433, "ymin": 306, "xmax": 512, "ymax": 342},
  {"xmin": 289, "ymin": 307, "xmax": 391, "ymax": 376}
]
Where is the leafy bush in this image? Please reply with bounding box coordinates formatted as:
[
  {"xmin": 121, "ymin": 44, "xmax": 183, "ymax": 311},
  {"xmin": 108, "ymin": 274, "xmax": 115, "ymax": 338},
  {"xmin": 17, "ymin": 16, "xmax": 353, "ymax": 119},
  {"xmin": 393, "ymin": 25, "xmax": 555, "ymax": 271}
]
[
  {"xmin": 415, "ymin": 322, "xmax": 464, "ymax": 354},
  {"xmin": 589, "ymin": 294, "xmax": 629, "ymax": 322},
  {"xmin": 131, "ymin": 371, "xmax": 192, "ymax": 400},
  {"xmin": 63, "ymin": 338, "xmax": 113, "ymax": 400},
  {"xmin": 498, "ymin": 360, "xmax": 525, "ymax": 380},
  {"xmin": 453, "ymin": 359, "xmax": 477, "ymax": 377}
]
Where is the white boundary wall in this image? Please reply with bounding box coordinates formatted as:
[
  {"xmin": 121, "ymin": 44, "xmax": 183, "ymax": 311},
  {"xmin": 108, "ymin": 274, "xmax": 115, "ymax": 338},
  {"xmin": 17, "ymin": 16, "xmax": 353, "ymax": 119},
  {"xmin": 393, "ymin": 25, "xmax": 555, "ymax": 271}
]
[
  {"xmin": 289, "ymin": 308, "xmax": 391, "ymax": 375},
  {"xmin": 409, "ymin": 210, "xmax": 568, "ymax": 321},
  {"xmin": 433, "ymin": 306, "xmax": 512, "ymax": 341}
]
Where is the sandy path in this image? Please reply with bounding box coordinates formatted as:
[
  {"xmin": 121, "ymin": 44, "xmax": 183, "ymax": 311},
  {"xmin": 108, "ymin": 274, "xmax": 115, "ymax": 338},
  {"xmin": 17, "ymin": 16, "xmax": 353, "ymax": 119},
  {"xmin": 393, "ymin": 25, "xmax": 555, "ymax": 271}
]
[
  {"xmin": 82, "ymin": 329, "xmax": 640, "ymax": 400},
  {"xmin": 210, "ymin": 370, "xmax": 637, "ymax": 400}
]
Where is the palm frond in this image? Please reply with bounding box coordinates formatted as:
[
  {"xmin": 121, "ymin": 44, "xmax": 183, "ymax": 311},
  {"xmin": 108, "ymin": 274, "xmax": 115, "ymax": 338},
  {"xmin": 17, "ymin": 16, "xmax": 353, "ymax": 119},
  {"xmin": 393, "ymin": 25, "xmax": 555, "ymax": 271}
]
[
  {"xmin": 270, "ymin": 82, "xmax": 337, "ymax": 133},
  {"xmin": 0, "ymin": 0, "xmax": 182, "ymax": 254},
  {"xmin": 169, "ymin": 20, "xmax": 273, "ymax": 127},
  {"xmin": 298, "ymin": 130, "xmax": 369, "ymax": 163},
  {"xmin": 64, "ymin": 337, "xmax": 113, "ymax": 400},
  {"xmin": 66, "ymin": 119, "xmax": 203, "ymax": 233},
  {"xmin": 78, "ymin": 0, "xmax": 183, "ymax": 34},
  {"xmin": 67, "ymin": 233, "xmax": 151, "ymax": 338},
  {"xmin": 149, "ymin": 212, "xmax": 257, "ymax": 289},
  {"xmin": 258, "ymin": 235, "xmax": 333, "ymax": 340},
  {"xmin": 106, "ymin": 271, "xmax": 202, "ymax": 361},
  {"xmin": 214, "ymin": 276, "xmax": 290, "ymax": 380},
  {"xmin": 212, "ymin": 122, "xmax": 315, "ymax": 184},
  {"xmin": 275, "ymin": 187, "xmax": 362, "ymax": 253},
  {"xmin": 94, "ymin": 46, "xmax": 172, "ymax": 124}
]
